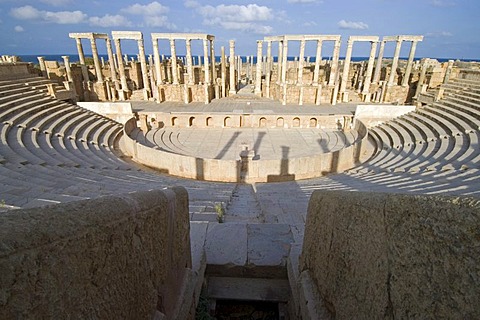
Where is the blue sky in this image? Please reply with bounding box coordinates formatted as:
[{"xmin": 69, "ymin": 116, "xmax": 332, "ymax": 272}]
[{"xmin": 1, "ymin": 0, "xmax": 479, "ymax": 59}]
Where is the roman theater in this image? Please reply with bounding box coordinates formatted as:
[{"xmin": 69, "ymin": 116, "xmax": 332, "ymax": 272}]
[{"xmin": 1, "ymin": 31, "xmax": 479, "ymax": 319}]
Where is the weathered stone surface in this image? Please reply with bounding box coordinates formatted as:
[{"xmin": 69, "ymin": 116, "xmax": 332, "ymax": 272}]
[
  {"xmin": 247, "ymin": 223, "xmax": 292, "ymax": 267},
  {"xmin": 205, "ymin": 223, "xmax": 247, "ymax": 266},
  {"xmin": 0, "ymin": 187, "xmax": 191, "ymax": 320},
  {"xmin": 300, "ymin": 190, "xmax": 480, "ymax": 319}
]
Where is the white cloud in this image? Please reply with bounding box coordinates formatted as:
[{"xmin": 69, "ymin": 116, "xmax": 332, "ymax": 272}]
[
  {"xmin": 196, "ymin": 4, "xmax": 273, "ymax": 34},
  {"xmin": 121, "ymin": 1, "xmax": 169, "ymax": 16},
  {"xmin": 43, "ymin": 10, "xmax": 86, "ymax": 24},
  {"xmin": 144, "ymin": 15, "xmax": 176, "ymax": 29},
  {"xmin": 184, "ymin": 0, "xmax": 199, "ymax": 8},
  {"xmin": 120, "ymin": 1, "xmax": 175, "ymax": 30},
  {"xmin": 426, "ymin": 31, "xmax": 453, "ymax": 37},
  {"xmin": 14, "ymin": 25, "xmax": 24, "ymax": 32},
  {"xmin": 199, "ymin": 4, "xmax": 272, "ymax": 22},
  {"xmin": 39, "ymin": 0, "xmax": 73, "ymax": 6},
  {"xmin": 89, "ymin": 14, "xmax": 132, "ymax": 27},
  {"xmin": 338, "ymin": 19, "xmax": 368, "ymax": 30},
  {"xmin": 10, "ymin": 5, "xmax": 86, "ymax": 24},
  {"xmin": 430, "ymin": 0, "xmax": 455, "ymax": 7},
  {"xmin": 10, "ymin": 6, "xmax": 41, "ymax": 20}
]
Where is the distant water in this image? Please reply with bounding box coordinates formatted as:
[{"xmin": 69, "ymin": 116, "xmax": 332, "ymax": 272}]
[{"xmin": 16, "ymin": 54, "xmax": 479, "ymax": 65}]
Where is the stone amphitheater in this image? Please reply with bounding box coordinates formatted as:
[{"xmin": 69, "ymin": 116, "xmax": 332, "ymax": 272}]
[{"xmin": 1, "ymin": 32, "xmax": 479, "ymax": 320}]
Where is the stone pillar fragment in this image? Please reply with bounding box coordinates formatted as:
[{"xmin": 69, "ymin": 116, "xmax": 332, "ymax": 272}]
[
  {"xmin": 229, "ymin": 40, "xmax": 236, "ymax": 95},
  {"xmin": 37, "ymin": 56, "xmax": 47, "ymax": 78},
  {"xmin": 114, "ymin": 38, "xmax": 129, "ymax": 93},
  {"xmin": 313, "ymin": 40, "xmax": 323, "ymax": 85},
  {"xmin": 266, "ymin": 41, "xmax": 272, "ymax": 98},
  {"xmin": 255, "ymin": 40, "xmax": 263, "ymax": 96},
  {"xmin": 106, "ymin": 38, "xmax": 117, "ymax": 84},
  {"xmin": 221, "ymin": 46, "xmax": 226, "ymax": 97},
  {"xmin": 137, "ymin": 38, "xmax": 150, "ymax": 97},
  {"xmin": 62, "ymin": 55, "xmax": 73, "ymax": 82},
  {"xmin": 170, "ymin": 39, "xmax": 179, "ymax": 85},
  {"xmin": 402, "ymin": 40, "xmax": 418, "ymax": 86},
  {"xmin": 203, "ymin": 39, "xmax": 210, "ymax": 104},
  {"xmin": 281, "ymin": 40, "xmax": 288, "ymax": 84},
  {"xmin": 388, "ymin": 39, "xmax": 403, "ymax": 86},
  {"xmin": 362, "ymin": 41, "xmax": 378, "ymax": 102},
  {"xmin": 340, "ymin": 38, "xmax": 354, "ymax": 101},
  {"xmin": 90, "ymin": 38, "xmax": 104, "ymax": 82},
  {"xmin": 298, "ymin": 39, "xmax": 306, "ymax": 85},
  {"xmin": 210, "ymin": 39, "xmax": 216, "ymax": 85},
  {"xmin": 443, "ymin": 59, "xmax": 454, "ymax": 84},
  {"xmin": 186, "ymin": 39, "xmax": 194, "ymax": 85},
  {"xmin": 75, "ymin": 38, "xmax": 86, "ymax": 65},
  {"xmin": 152, "ymin": 39, "xmax": 162, "ymax": 85},
  {"xmin": 328, "ymin": 39, "xmax": 341, "ymax": 86},
  {"xmin": 277, "ymin": 41, "xmax": 283, "ymax": 85},
  {"xmin": 373, "ymin": 40, "xmax": 385, "ymax": 84}
]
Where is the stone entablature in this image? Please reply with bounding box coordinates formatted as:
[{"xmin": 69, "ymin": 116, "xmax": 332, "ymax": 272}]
[{"xmin": 59, "ymin": 32, "xmax": 426, "ymax": 105}]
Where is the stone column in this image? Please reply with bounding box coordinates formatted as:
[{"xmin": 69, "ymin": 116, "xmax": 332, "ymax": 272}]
[
  {"xmin": 229, "ymin": 40, "xmax": 236, "ymax": 94},
  {"xmin": 362, "ymin": 41, "xmax": 378, "ymax": 102},
  {"xmin": 203, "ymin": 39, "xmax": 210, "ymax": 104},
  {"xmin": 402, "ymin": 40, "xmax": 418, "ymax": 86},
  {"xmin": 62, "ymin": 55, "xmax": 73, "ymax": 82},
  {"xmin": 75, "ymin": 38, "xmax": 86, "ymax": 65},
  {"xmin": 89, "ymin": 37, "xmax": 104, "ymax": 82},
  {"xmin": 340, "ymin": 38, "xmax": 354, "ymax": 102},
  {"xmin": 221, "ymin": 46, "xmax": 226, "ymax": 97},
  {"xmin": 210, "ymin": 39, "xmax": 216, "ymax": 84},
  {"xmin": 114, "ymin": 38, "xmax": 128, "ymax": 91},
  {"xmin": 186, "ymin": 39, "xmax": 194, "ymax": 85},
  {"xmin": 137, "ymin": 38, "xmax": 150, "ymax": 97},
  {"xmin": 203, "ymin": 39, "xmax": 210, "ymax": 85},
  {"xmin": 37, "ymin": 56, "xmax": 47, "ymax": 77},
  {"xmin": 170, "ymin": 38, "xmax": 179, "ymax": 85},
  {"xmin": 298, "ymin": 39, "xmax": 306, "ymax": 85},
  {"xmin": 277, "ymin": 41, "xmax": 283, "ymax": 85},
  {"xmin": 106, "ymin": 38, "xmax": 117, "ymax": 83},
  {"xmin": 255, "ymin": 40, "xmax": 263, "ymax": 96},
  {"xmin": 373, "ymin": 40, "xmax": 385, "ymax": 83},
  {"xmin": 328, "ymin": 39, "xmax": 341, "ymax": 86},
  {"xmin": 388, "ymin": 38, "xmax": 403, "ymax": 86},
  {"xmin": 153, "ymin": 39, "xmax": 162, "ymax": 85},
  {"xmin": 313, "ymin": 39, "xmax": 323, "ymax": 85},
  {"xmin": 266, "ymin": 41, "xmax": 272, "ymax": 98},
  {"xmin": 443, "ymin": 59, "xmax": 454, "ymax": 84},
  {"xmin": 414, "ymin": 61, "xmax": 429, "ymax": 99},
  {"xmin": 281, "ymin": 40, "xmax": 288, "ymax": 85}
]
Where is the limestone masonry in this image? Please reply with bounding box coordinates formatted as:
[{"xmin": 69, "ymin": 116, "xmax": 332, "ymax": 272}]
[{"xmin": 0, "ymin": 31, "xmax": 479, "ymax": 319}]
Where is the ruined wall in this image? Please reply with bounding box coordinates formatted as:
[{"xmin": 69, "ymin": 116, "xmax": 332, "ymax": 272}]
[
  {"xmin": 120, "ymin": 118, "xmax": 369, "ymax": 182},
  {"xmin": 0, "ymin": 188, "xmax": 192, "ymax": 319},
  {"xmin": 300, "ymin": 191, "xmax": 480, "ymax": 319}
]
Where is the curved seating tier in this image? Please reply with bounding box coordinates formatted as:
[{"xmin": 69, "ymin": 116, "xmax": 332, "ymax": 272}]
[
  {"xmin": 350, "ymin": 76, "xmax": 480, "ymax": 174},
  {"xmin": 1, "ymin": 74, "xmax": 479, "ymax": 217},
  {"xmin": 0, "ymin": 76, "xmax": 236, "ymax": 215}
]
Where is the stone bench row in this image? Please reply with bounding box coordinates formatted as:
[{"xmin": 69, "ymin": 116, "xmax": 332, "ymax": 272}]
[{"xmin": 352, "ymin": 108, "xmax": 479, "ymax": 173}]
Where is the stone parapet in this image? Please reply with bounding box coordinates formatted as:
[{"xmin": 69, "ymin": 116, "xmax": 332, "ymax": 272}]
[
  {"xmin": 0, "ymin": 188, "xmax": 192, "ymax": 319},
  {"xmin": 299, "ymin": 190, "xmax": 480, "ymax": 319}
]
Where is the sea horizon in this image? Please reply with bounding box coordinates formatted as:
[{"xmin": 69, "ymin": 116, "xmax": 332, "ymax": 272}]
[{"xmin": 14, "ymin": 54, "xmax": 480, "ymax": 65}]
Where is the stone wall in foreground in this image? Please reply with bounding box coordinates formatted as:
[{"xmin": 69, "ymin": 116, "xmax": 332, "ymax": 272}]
[
  {"xmin": 300, "ymin": 191, "xmax": 480, "ymax": 319},
  {"xmin": 0, "ymin": 188, "xmax": 192, "ymax": 319}
]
